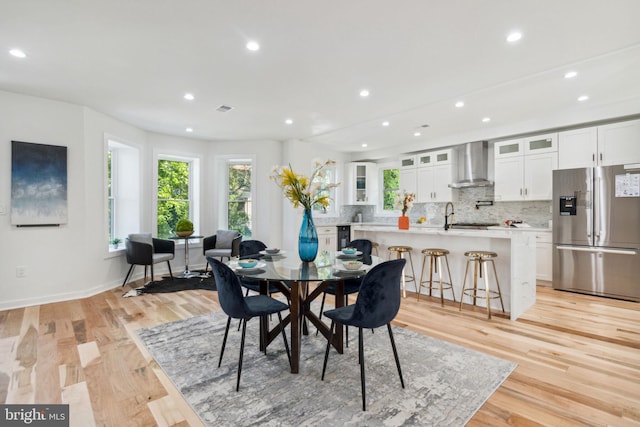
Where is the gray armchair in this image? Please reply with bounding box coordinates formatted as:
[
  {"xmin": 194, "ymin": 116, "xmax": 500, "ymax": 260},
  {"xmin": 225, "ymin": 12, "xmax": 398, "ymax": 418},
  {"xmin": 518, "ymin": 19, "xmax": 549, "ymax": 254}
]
[
  {"xmin": 203, "ymin": 229, "xmax": 242, "ymax": 271},
  {"xmin": 122, "ymin": 233, "xmax": 175, "ymax": 286}
]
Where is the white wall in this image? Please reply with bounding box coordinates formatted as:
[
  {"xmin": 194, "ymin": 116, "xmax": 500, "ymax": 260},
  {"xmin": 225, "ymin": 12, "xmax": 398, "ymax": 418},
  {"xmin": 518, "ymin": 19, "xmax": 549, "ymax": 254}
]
[{"xmin": 0, "ymin": 90, "xmax": 294, "ymax": 310}]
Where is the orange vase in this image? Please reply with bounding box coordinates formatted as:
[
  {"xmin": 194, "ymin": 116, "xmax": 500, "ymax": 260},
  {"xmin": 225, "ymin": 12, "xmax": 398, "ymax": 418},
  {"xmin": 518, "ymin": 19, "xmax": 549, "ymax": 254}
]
[{"xmin": 398, "ymin": 215, "xmax": 410, "ymax": 230}]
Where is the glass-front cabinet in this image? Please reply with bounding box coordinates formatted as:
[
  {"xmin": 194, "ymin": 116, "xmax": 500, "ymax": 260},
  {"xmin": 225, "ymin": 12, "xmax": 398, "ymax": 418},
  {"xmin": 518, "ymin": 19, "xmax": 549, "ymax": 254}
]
[{"xmin": 344, "ymin": 162, "xmax": 378, "ymax": 205}]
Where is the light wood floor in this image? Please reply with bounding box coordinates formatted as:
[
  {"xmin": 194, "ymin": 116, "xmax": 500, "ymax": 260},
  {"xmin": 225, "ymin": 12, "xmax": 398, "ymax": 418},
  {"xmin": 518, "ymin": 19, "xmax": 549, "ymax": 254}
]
[{"xmin": 1, "ymin": 281, "xmax": 639, "ymax": 426}]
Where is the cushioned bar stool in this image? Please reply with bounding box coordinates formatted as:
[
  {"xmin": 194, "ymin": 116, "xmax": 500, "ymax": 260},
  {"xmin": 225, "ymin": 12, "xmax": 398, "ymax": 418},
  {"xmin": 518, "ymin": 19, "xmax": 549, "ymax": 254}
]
[
  {"xmin": 459, "ymin": 250, "xmax": 505, "ymax": 319},
  {"xmin": 387, "ymin": 245, "xmax": 416, "ymax": 298},
  {"xmin": 418, "ymin": 248, "xmax": 455, "ymax": 306}
]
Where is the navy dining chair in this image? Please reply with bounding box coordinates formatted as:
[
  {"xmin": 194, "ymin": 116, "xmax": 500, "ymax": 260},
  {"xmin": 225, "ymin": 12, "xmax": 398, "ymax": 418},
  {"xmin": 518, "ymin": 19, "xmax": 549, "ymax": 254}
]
[
  {"xmin": 317, "ymin": 239, "xmax": 373, "ymax": 346},
  {"xmin": 321, "ymin": 258, "xmax": 406, "ymax": 411},
  {"xmin": 207, "ymin": 257, "xmax": 291, "ymax": 391}
]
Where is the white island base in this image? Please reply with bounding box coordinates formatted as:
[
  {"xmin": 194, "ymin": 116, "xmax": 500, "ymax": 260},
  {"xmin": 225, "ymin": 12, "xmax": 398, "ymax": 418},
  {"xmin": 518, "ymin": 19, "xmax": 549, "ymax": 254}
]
[{"xmin": 353, "ymin": 225, "xmax": 537, "ymax": 320}]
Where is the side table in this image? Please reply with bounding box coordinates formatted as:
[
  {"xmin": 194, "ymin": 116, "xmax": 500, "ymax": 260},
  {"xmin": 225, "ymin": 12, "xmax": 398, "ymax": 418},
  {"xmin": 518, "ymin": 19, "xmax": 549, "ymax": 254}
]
[{"xmin": 170, "ymin": 235, "xmax": 204, "ymax": 278}]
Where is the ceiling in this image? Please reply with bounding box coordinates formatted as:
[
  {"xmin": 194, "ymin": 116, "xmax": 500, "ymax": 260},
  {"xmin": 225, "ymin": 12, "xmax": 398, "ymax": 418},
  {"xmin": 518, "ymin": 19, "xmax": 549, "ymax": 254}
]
[{"xmin": 2, "ymin": 1, "xmax": 640, "ymax": 158}]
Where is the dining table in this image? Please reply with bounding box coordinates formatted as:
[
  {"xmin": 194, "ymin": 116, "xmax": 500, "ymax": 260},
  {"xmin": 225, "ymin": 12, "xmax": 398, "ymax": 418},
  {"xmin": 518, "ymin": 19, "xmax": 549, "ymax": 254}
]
[{"xmin": 227, "ymin": 249, "xmax": 382, "ymax": 373}]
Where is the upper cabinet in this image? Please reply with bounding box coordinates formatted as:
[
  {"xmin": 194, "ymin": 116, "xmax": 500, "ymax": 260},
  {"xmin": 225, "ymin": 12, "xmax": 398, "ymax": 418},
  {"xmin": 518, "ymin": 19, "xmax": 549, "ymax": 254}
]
[
  {"xmin": 558, "ymin": 120, "xmax": 640, "ymax": 169},
  {"xmin": 416, "ymin": 149, "xmax": 457, "ymax": 203},
  {"xmin": 344, "ymin": 162, "xmax": 378, "ymax": 205},
  {"xmin": 399, "ymin": 155, "xmax": 418, "ymax": 196},
  {"xmin": 494, "ymin": 133, "xmax": 558, "ymax": 201}
]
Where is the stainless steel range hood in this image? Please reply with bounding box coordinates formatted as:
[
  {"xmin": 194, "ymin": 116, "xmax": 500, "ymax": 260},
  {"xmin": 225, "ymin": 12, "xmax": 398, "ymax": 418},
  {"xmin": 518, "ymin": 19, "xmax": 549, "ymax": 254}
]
[{"xmin": 449, "ymin": 141, "xmax": 494, "ymax": 188}]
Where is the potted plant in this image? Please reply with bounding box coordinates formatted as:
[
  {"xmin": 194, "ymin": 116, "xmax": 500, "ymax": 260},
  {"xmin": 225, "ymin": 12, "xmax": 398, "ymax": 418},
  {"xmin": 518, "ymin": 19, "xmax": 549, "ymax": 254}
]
[
  {"xmin": 176, "ymin": 218, "xmax": 194, "ymax": 237},
  {"xmin": 110, "ymin": 237, "xmax": 122, "ymax": 249}
]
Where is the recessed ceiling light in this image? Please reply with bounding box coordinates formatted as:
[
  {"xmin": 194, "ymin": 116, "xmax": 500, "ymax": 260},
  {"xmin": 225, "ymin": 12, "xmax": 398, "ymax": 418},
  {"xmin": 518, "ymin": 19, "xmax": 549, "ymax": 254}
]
[
  {"xmin": 414, "ymin": 132, "xmax": 421, "ymax": 137},
  {"xmin": 361, "ymin": 143, "xmax": 368, "ymax": 147},
  {"xmin": 185, "ymin": 127, "xmax": 193, "ymax": 132},
  {"xmin": 506, "ymin": 31, "xmax": 522, "ymax": 43},
  {"xmin": 285, "ymin": 118, "xmax": 293, "ymax": 125},
  {"xmin": 183, "ymin": 93, "xmax": 195, "ymax": 101},
  {"xmin": 359, "ymin": 89, "xmax": 370, "ymax": 97},
  {"xmin": 455, "ymin": 101, "xmax": 465, "ymax": 108},
  {"xmin": 382, "ymin": 121, "xmax": 390, "ymax": 127},
  {"xmin": 246, "ymin": 41, "xmax": 260, "ymax": 51},
  {"xmin": 482, "ymin": 117, "xmax": 491, "ymax": 123},
  {"xmin": 9, "ymin": 48, "xmax": 26, "ymax": 58},
  {"xmin": 564, "ymin": 71, "xmax": 578, "ymax": 79},
  {"xmin": 578, "ymin": 95, "xmax": 589, "ymax": 102}
]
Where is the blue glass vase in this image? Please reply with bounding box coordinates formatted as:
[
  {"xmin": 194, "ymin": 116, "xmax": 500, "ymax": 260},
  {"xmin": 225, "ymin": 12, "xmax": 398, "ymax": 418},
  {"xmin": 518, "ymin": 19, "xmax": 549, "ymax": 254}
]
[{"xmin": 298, "ymin": 208, "xmax": 319, "ymax": 262}]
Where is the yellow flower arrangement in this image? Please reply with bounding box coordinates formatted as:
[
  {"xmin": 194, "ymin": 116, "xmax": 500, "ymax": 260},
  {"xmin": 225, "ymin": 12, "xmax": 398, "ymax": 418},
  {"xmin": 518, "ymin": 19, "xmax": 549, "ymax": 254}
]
[{"xmin": 270, "ymin": 159, "xmax": 339, "ymax": 210}]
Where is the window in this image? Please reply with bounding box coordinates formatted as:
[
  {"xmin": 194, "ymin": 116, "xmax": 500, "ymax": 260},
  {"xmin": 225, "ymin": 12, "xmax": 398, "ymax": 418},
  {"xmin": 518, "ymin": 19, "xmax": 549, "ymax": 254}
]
[
  {"xmin": 157, "ymin": 158, "xmax": 192, "ymax": 239},
  {"xmin": 378, "ymin": 164, "xmax": 400, "ymax": 213},
  {"xmin": 106, "ymin": 137, "xmax": 140, "ymax": 251},
  {"xmin": 227, "ymin": 160, "xmax": 252, "ymax": 237},
  {"xmin": 312, "ymin": 163, "xmax": 338, "ymax": 215}
]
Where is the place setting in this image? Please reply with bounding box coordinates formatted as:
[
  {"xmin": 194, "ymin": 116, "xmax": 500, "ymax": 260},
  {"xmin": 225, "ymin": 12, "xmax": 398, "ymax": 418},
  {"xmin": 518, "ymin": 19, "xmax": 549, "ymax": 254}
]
[
  {"xmin": 231, "ymin": 258, "xmax": 267, "ymax": 275},
  {"xmin": 335, "ymin": 246, "xmax": 363, "ymax": 260},
  {"xmin": 258, "ymin": 247, "xmax": 287, "ymax": 260}
]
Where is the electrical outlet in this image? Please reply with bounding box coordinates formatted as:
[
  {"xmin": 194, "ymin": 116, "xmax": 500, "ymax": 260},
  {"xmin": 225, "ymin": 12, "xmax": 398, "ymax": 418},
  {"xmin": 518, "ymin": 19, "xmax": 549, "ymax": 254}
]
[{"xmin": 16, "ymin": 266, "xmax": 27, "ymax": 278}]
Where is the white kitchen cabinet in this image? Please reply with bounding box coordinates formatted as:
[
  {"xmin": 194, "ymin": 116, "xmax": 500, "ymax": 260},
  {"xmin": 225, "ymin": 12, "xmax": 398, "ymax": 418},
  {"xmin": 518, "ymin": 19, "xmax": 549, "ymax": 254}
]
[
  {"xmin": 558, "ymin": 120, "xmax": 640, "ymax": 169},
  {"xmin": 597, "ymin": 119, "xmax": 640, "ymax": 166},
  {"xmin": 316, "ymin": 226, "xmax": 336, "ymax": 253},
  {"xmin": 416, "ymin": 149, "xmax": 456, "ymax": 202},
  {"xmin": 536, "ymin": 231, "xmax": 552, "ymax": 282},
  {"xmin": 400, "ymin": 155, "xmax": 417, "ymax": 169},
  {"xmin": 494, "ymin": 134, "xmax": 558, "ymax": 201},
  {"xmin": 558, "ymin": 127, "xmax": 598, "ymax": 169},
  {"xmin": 399, "ymin": 168, "xmax": 417, "ymax": 196},
  {"xmin": 344, "ymin": 162, "xmax": 378, "ymax": 205}
]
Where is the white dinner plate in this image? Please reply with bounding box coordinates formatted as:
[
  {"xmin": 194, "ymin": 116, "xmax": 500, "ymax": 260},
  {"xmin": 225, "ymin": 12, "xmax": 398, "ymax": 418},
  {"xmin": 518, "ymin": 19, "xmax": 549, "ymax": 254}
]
[
  {"xmin": 234, "ymin": 261, "xmax": 267, "ymax": 273},
  {"xmin": 337, "ymin": 251, "xmax": 362, "ymax": 259},
  {"xmin": 259, "ymin": 250, "xmax": 287, "ymax": 256},
  {"xmin": 334, "ymin": 264, "xmax": 369, "ymax": 274}
]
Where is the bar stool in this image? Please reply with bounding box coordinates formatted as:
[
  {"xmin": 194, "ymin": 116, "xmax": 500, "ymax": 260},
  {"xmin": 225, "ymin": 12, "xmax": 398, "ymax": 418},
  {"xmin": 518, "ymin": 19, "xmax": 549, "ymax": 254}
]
[
  {"xmin": 372, "ymin": 241, "xmax": 380, "ymax": 256},
  {"xmin": 387, "ymin": 245, "xmax": 416, "ymax": 298},
  {"xmin": 418, "ymin": 248, "xmax": 455, "ymax": 306},
  {"xmin": 459, "ymin": 250, "xmax": 505, "ymax": 319}
]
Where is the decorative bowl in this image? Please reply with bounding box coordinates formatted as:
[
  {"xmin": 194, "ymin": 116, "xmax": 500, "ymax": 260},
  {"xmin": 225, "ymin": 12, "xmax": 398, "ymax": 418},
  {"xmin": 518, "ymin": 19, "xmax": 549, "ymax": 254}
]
[
  {"xmin": 176, "ymin": 230, "xmax": 194, "ymax": 237},
  {"xmin": 265, "ymin": 248, "xmax": 280, "ymax": 254},
  {"xmin": 342, "ymin": 247, "xmax": 357, "ymax": 255},
  {"xmin": 238, "ymin": 259, "xmax": 258, "ymax": 268},
  {"xmin": 343, "ymin": 260, "xmax": 363, "ymax": 270}
]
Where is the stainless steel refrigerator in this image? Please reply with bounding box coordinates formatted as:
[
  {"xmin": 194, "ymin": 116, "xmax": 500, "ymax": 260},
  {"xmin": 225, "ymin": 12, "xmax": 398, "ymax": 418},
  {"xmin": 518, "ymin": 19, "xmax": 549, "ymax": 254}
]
[{"xmin": 552, "ymin": 164, "xmax": 640, "ymax": 301}]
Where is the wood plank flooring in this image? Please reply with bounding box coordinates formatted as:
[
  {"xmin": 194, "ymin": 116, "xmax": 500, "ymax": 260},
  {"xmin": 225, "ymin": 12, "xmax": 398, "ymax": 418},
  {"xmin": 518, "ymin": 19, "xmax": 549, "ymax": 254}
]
[{"xmin": 0, "ymin": 282, "xmax": 639, "ymax": 426}]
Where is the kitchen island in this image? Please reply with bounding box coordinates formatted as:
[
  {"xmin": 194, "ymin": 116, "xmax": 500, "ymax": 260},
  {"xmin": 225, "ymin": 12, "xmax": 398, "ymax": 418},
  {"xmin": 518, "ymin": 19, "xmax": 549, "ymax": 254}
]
[{"xmin": 352, "ymin": 224, "xmax": 537, "ymax": 320}]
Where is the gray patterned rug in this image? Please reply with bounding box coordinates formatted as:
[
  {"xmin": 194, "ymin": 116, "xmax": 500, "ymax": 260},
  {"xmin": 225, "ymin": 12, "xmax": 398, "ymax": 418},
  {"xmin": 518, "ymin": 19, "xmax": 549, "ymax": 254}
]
[{"xmin": 136, "ymin": 311, "xmax": 516, "ymax": 426}]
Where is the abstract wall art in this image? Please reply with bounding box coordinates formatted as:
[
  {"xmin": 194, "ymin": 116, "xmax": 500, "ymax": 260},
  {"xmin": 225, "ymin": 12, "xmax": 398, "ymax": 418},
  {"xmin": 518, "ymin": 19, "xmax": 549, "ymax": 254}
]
[{"xmin": 11, "ymin": 140, "xmax": 68, "ymax": 226}]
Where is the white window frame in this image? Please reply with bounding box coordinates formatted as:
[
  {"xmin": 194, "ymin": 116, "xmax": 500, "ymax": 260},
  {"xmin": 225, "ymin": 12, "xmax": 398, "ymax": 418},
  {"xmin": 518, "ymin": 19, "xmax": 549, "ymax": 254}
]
[
  {"xmin": 105, "ymin": 135, "xmax": 141, "ymax": 254},
  {"xmin": 312, "ymin": 161, "xmax": 340, "ymax": 217},
  {"xmin": 376, "ymin": 161, "xmax": 401, "ymax": 216},
  {"xmin": 217, "ymin": 155, "xmax": 256, "ymax": 235},
  {"xmin": 154, "ymin": 152, "xmax": 201, "ymax": 240}
]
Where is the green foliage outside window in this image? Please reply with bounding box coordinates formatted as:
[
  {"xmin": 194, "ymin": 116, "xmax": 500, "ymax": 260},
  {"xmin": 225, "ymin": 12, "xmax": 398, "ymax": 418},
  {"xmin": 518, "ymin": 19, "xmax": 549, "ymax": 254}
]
[
  {"xmin": 228, "ymin": 162, "xmax": 252, "ymax": 237},
  {"xmin": 383, "ymin": 168, "xmax": 400, "ymax": 210},
  {"xmin": 157, "ymin": 160, "xmax": 190, "ymax": 239}
]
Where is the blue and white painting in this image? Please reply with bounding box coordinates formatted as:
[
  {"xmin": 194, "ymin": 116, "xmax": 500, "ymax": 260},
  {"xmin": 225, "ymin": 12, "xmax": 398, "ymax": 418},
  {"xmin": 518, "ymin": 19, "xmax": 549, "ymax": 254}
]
[{"xmin": 11, "ymin": 141, "xmax": 68, "ymax": 225}]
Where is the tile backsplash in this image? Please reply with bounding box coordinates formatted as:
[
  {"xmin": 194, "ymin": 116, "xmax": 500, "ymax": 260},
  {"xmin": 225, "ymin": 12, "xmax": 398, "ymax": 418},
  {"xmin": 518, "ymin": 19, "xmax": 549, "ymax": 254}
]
[{"xmin": 317, "ymin": 186, "xmax": 552, "ymax": 228}]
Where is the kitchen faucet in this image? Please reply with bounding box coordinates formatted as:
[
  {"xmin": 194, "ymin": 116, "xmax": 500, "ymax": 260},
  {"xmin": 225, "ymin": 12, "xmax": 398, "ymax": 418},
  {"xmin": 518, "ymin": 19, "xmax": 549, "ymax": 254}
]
[{"xmin": 444, "ymin": 202, "xmax": 455, "ymax": 230}]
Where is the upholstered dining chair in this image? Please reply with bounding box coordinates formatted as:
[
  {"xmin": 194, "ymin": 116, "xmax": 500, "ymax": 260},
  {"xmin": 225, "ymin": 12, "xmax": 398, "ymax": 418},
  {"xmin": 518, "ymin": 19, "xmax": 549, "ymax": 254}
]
[
  {"xmin": 122, "ymin": 233, "xmax": 175, "ymax": 286},
  {"xmin": 203, "ymin": 229, "xmax": 242, "ymax": 272},
  {"xmin": 321, "ymin": 258, "xmax": 406, "ymax": 411},
  {"xmin": 317, "ymin": 239, "xmax": 373, "ymax": 346},
  {"xmin": 238, "ymin": 240, "xmax": 289, "ymax": 296},
  {"xmin": 207, "ymin": 257, "xmax": 291, "ymax": 391}
]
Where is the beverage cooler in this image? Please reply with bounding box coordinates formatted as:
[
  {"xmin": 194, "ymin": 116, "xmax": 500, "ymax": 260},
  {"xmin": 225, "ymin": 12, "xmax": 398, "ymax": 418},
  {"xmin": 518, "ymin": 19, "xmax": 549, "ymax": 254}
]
[
  {"xmin": 552, "ymin": 164, "xmax": 640, "ymax": 301},
  {"xmin": 337, "ymin": 225, "xmax": 351, "ymax": 250}
]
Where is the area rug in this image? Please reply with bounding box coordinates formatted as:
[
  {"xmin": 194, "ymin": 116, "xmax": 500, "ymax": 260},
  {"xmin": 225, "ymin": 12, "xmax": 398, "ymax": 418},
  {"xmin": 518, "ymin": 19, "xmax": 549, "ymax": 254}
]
[
  {"xmin": 122, "ymin": 274, "xmax": 215, "ymax": 297},
  {"xmin": 136, "ymin": 311, "xmax": 516, "ymax": 426}
]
